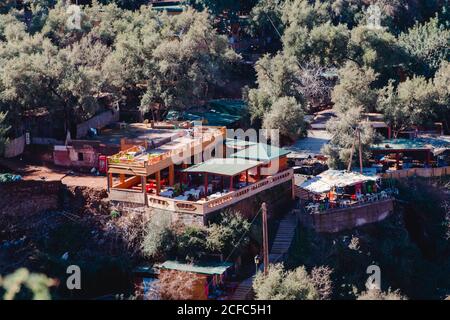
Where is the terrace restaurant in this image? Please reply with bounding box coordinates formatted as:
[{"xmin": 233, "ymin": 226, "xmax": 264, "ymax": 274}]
[
  {"xmin": 297, "ymin": 170, "xmax": 397, "ymax": 214},
  {"xmin": 107, "ymin": 132, "xmax": 294, "ymax": 217}
]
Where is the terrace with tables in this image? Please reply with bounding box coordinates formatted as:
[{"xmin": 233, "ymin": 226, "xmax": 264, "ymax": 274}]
[
  {"xmin": 296, "ymin": 170, "xmax": 396, "ymax": 215},
  {"xmin": 370, "ymin": 136, "xmax": 450, "ymax": 172},
  {"xmin": 107, "ymin": 133, "xmax": 294, "ymax": 216}
]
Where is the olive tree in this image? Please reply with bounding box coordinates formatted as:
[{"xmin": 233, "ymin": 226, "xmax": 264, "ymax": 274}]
[
  {"xmin": 377, "ymin": 76, "xmax": 438, "ymax": 138},
  {"xmin": 262, "ymin": 96, "xmax": 306, "ymax": 142},
  {"xmin": 253, "ymin": 263, "xmax": 320, "ymax": 300}
]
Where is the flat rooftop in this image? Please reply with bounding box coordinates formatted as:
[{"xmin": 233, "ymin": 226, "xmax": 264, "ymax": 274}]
[{"xmin": 87, "ymin": 123, "xmax": 183, "ymax": 146}]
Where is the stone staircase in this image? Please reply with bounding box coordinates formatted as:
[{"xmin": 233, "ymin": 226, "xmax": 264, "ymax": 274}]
[{"xmin": 230, "ymin": 211, "xmax": 298, "ymax": 300}]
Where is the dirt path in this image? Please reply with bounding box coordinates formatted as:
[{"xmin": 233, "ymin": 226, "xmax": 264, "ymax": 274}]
[{"xmin": 0, "ymin": 158, "xmax": 106, "ymax": 189}]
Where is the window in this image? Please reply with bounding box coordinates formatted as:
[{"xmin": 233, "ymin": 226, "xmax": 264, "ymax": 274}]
[{"xmin": 78, "ymin": 153, "xmax": 84, "ymax": 161}]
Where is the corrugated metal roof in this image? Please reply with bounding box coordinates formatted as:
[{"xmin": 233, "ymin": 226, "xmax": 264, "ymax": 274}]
[
  {"xmin": 158, "ymin": 260, "xmax": 233, "ymax": 275},
  {"xmin": 183, "ymin": 158, "xmax": 261, "ymax": 176},
  {"xmin": 230, "ymin": 143, "xmax": 290, "ymax": 162},
  {"xmin": 371, "ymin": 137, "xmax": 450, "ymax": 152},
  {"xmin": 298, "ymin": 169, "xmax": 378, "ymax": 194}
]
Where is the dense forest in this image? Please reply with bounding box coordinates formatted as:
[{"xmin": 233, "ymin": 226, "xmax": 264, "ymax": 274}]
[
  {"xmin": 0, "ymin": 0, "xmax": 449, "ymax": 300},
  {"xmin": 0, "ymin": 0, "xmax": 449, "ymax": 166}
]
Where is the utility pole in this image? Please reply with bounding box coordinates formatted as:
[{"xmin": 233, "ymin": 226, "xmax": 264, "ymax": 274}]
[
  {"xmin": 262, "ymin": 202, "xmax": 269, "ymax": 276},
  {"xmin": 347, "ymin": 131, "xmax": 356, "ymax": 172},
  {"xmin": 358, "ymin": 128, "xmax": 363, "ymax": 174}
]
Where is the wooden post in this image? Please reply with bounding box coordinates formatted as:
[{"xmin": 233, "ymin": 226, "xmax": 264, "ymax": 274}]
[
  {"xmin": 141, "ymin": 176, "xmax": 146, "ymax": 193},
  {"xmin": 387, "ymin": 126, "xmax": 392, "ymax": 139},
  {"xmin": 142, "ymin": 176, "xmax": 147, "ymax": 206},
  {"xmin": 204, "ymin": 173, "xmax": 208, "ymax": 196},
  {"xmin": 426, "ymin": 150, "xmax": 431, "ymax": 166},
  {"xmin": 396, "ymin": 151, "xmax": 400, "ymax": 169},
  {"xmin": 107, "ymin": 173, "xmax": 112, "ymax": 192},
  {"xmin": 347, "ymin": 129, "xmax": 356, "ymax": 172},
  {"xmin": 246, "ymin": 170, "xmax": 249, "ymax": 185},
  {"xmin": 358, "ymin": 128, "xmax": 363, "ymax": 174},
  {"xmin": 120, "ymin": 174, "xmax": 125, "ymax": 183},
  {"xmin": 256, "ymin": 166, "xmax": 261, "ymax": 181},
  {"xmin": 291, "ymin": 176, "xmax": 296, "ymax": 200},
  {"xmin": 169, "ymin": 164, "xmax": 175, "ymax": 186},
  {"xmin": 182, "ymin": 163, "xmax": 188, "ymax": 185},
  {"xmin": 156, "ymin": 171, "xmax": 161, "ymax": 195},
  {"xmin": 262, "ymin": 202, "xmax": 269, "ymax": 276},
  {"xmin": 229, "ymin": 176, "xmax": 234, "ymax": 191}
]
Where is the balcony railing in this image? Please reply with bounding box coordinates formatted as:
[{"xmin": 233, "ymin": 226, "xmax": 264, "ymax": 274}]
[{"xmin": 146, "ymin": 169, "xmax": 294, "ymax": 215}]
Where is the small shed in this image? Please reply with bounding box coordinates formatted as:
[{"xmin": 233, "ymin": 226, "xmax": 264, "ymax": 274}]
[{"xmin": 157, "ymin": 260, "xmax": 234, "ymax": 300}]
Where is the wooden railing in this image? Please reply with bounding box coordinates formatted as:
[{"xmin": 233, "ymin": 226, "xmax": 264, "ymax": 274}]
[
  {"xmin": 382, "ymin": 166, "xmax": 450, "ymax": 179},
  {"xmin": 109, "ymin": 188, "xmax": 146, "ymax": 204},
  {"xmin": 146, "ymin": 169, "xmax": 294, "ymax": 215},
  {"xmin": 107, "ymin": 127, "xmax": 225, "ymax": 172}
]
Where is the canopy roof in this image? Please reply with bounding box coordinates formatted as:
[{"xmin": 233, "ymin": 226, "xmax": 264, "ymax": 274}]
[
  {"xmin": 298, "ymin": 169, "xmax": 378, "ymax": 194},
  {"xmin": 371, "ymin": 137, "xmax": 450, "ymax": 154},
  {"xmin": 158, "ymin": 260, "xmax": 233, "ymax": 275},
  {"xmin": 182, "ymin": 158, "xmax": 261, "ymax": 176},
  {"xmin": 230, "ymin": 143, "xmax": 290, "ymax": 162}
]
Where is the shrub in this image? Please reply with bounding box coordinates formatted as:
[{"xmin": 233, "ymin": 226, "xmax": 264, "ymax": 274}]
[
  {"xmin": 141, "ymin": 212, "xmax": 175, "ymax": 259},
  {"xmin": 206, "ymin": 209, "xmax": 251, "ymax": 257},
  {"xmin": 175, "ymin": 225, "xmax": 208, "ymax": 263},
  {"xmin": 253, "ymin": 263, "xmax": 320, "ymax": 300},
  {"xmin": 357, "ymin": 288, "xmax": 407, "ymax": 300}
]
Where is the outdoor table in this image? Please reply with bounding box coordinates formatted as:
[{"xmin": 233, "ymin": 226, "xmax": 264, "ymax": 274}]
[{"xmin": 160, "ymin": 190, "xmax": 174, "ymax": 198}]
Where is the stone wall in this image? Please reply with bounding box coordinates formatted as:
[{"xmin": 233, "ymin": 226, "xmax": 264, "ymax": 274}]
[
  {"xmin": 299, "ymin": 199, "xmax": 394, "ymax": 233},
  {"xmin": 4, "ymin": 135, "xmax": 25, "ymax": 158}
]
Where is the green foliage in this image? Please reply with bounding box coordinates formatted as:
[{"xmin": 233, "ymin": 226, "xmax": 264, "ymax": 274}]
[
  {"xmin": 0, "ymin": 3, "xmax": 239, "ymax": 134},
  {"xmin": 253, "ymin": 263, "xmax": 319, "ymax": 300},
  {"xmin": 247, "ymin": 53, "xmax": 307, "ymax": 139},
  {"xmin": 262, "ymin": 96, "xmax": 306, "ymax": 141},
  {"xmin": 283, "ymin": 22, "xmax": 350, "ymax": 66},
  {"xmin": 105, "ymin": 7, "xmax": 240, "ymax": 119},
  {"xmin": 348, "ymin": 26, "xmax": 409, "ymax": 84},
  {"xmin": 377, "ymin": 76, "xmax": 438, "ymax": 137},
  {"xmin": 399, "ymin": 17, "xmax": 450, "ymax": 77},
  {"xmin": 248, "ymin": 0, "xmax": 284, "ymax": 41},
  {"xmin": 331, "ymin": 62, "xmax": 378, "ymax": 113},
  {"xmin": 141, "ymin": 212, "xmax": 175, "ymax": 259},
  {"xmin": 140, "ymin": 209, "xmax": 252, "ymax": 263},
  {"xmin": 206, "ymin": 209, "xmax": 251, "ymax": 257},
  {"xmin": 0, "ymin": 268, "xmax": 55, "ymax": 300},
  {"xmin": 110, "ymin": 209, "xmax": 120, "ymax": 219},
  {"xmin": 0, "ymin": 111, "xmax": 10, "ymax": 155},
  {"xmin": 175, "ymin": 225, "xmax": 208, "ymax": 262},
  {"xmin": 434, "ymin": 61, "xmax": 450, "ymax": 108},
  {"xmin": 323, "ymin": 107, "xmax": 379, "ymax": 169}
]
